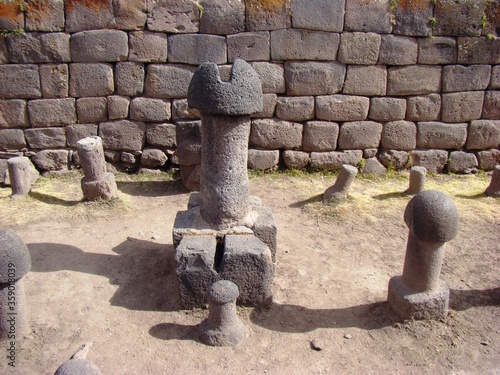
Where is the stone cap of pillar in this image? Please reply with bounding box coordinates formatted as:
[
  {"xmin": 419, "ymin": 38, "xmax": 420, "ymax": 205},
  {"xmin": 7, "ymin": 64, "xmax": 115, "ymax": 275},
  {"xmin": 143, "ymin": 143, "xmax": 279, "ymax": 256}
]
[
  {"xmin": 208, "ymin": 280, "xmax": 240, "ymax": 304},
  {"xmin": 187, "ymin": 59, "xmax": 263, "ymax": 116},
  {"xmin": 404, "ymin": 190, "xmax": 458, "ymax": 243},
  {"xmin": 0, "ymin": 228, "xmax": 31, "ymax": 282},
  {"xmin": 76, "ymin": 136, "xmax": 103, "ymax": 151}
]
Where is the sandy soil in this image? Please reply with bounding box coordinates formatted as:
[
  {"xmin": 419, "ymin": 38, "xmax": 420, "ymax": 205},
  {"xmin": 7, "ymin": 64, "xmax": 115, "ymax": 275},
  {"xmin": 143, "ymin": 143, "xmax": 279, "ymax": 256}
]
[{"xmin": 0, "ymin": 171, "xmax": 498, "ymax": 375}]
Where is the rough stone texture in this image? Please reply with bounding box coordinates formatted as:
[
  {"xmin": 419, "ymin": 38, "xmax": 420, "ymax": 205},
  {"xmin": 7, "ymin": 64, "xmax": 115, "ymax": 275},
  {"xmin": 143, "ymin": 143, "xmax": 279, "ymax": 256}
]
[
  {"xmin": 39, "ymin": 64, "xmax": 68, "ymax": 99},
  {"xmin": 323, "ymin": 164, "xmax": 358, "ymax": 200},
  {"xmin": 228, "ymin": 32, "xmax": 270, "ymax": 62},
  {"xmin": 478, "ymin": 149, "xmax": 500, "ymax": 171},
  {"xmin": 145, "ymin": 64, "xmax": 196, "ymax": 98},
  {"xmin": 115, "ymin": 62, "xmax": 145, "ymax": 97},
  {"xmin": 338, "ymin": 32, "xmax": 381, "ymax": 65},
  {"xmin": 32, "ymin": 149, "xmax": 69, "ymax": 171},
  {"xmin": 282, "ymin": 150, "xmax": 309, "ymax": 169},
  {"xmin": 448, "ymin": 151, "xmax": 478, "ymax": 174},
  {"xmin": 378, "ymin": 35, "xmax": 418, "ymax": 66},
  {"xmin": 129, "ymin": 31, "xmax": 168, "ymax": 62},
  {"xmin": 199, "ymin": 0, "xmax": 245, "ymax": 35},
  {"xmin": 147, "ymin": 0, "xmax": 200, "ymax": 33},
  {"xmin": 168, "ymin": 34, "xmax": 227, "ymax": 65},
  {"xmin": 303, "ymin": 121, "xmax": 339, "ymax": 152},
  {"xmin": 141, "ymin": 148, "xmax": 168, "ymax": 168},
  {"xmin": 338, "ymin": 121, "xmax": 383, "ymax": 150},
  {"xmin": 360, "ymin": 157, "xmax": 386, "ymax": 175},
  {"xmin": 408, "ymin": 166, "xmax": 426, "ymax": 195},
  {"xmin": 291, "ymin": 0, "xmax": 345, "ymax": 32},
  {"xmin": 69, "ymin": 63, "xmax": 114, "ymax": 97},
  {"xmin": 54, "ymin": 358, "xmax": 102, "ymax": 375},
  {"xmin": 381, "ymin": 121, "xmax": 417, "ymax": 151},
  {"xmin": 0, "ymin": 129, "xmax": 26, "ymax": 149},
  {"xmin": 276, "ymin": 96, "xmax": 314, "ymax": 121},
  {"xmin": 363, "ymin": 149, "xmax": 378, "ymax": 159},
  {"xmin": 27, "ymin": 98, "xmax": 76, "ymax": 127},
  {"xmin": 392, "ymin": 0, "xmax": 433, "ymax": 36},
  {"xmin": 114, "ymin": 0, "xmax": 147, "ymax": 30},
  {"xmin": 71, "ymin": 30, "xmax": 128, "ymax": 62},
  {"xmin": 251, "ymin": 93, "xmax": 278, "ymax": 118},
  {"xmin": 485, "ymin": 165, "xmax": 500, "ymax": 197},
  {"xmin": 387, "ymin": 66, "xmax": 442, "ymax": 96},
  {"xmin": 434, "ymin": 0, "xmax": 486, "ymax": 37},
  {"xmin": 25, "ymin": 128, "xmax": 66, "ymax": 149},
  {"xmin": 343, "ymin": 65, "xmax": 387, "ymax": 96},
  {"xmin": 441, "ymin": 92, "xmax": 484, "ymax": 123},
  {"xmin": 316, "ymin": 95, "xmax": 370, "ymax": 122},
  {"xmin": 270, "ymin": 29, "xmax": 339, "ymax": 61},
  {"xmin": 418, "ymin": 37, "xmax": 457, "ymax": 65},
  {"xmin": 247, "ymin": 149, "xmax": 279, "ymax": 170},
  {"xmin": 379, "ymin": 150, "xmax": 410, "ymax": 170},
  {"xmin": 416, "ymin": 122, "xmax": 467, "ymax": 149},
  {"xmin": 65, "ymin": 0, "xmax": 115, "ymax": 32},
  {"xmin": 466, "ymin": 120, "xmax": 500, "ymax": 150},
  {"xmin": 99, "ymin": 120, "xmax": 146, "ymax": 151},
  {"xmin": 284, "ymin": 61, "xmax": 345, "ymax": 96},
  {"xmin": 250, "ymin": 119, "xmax": 302, "ymax": 150},
  {"xmin": 66, "ymin": 124, "xmax": 98, "ymax": 148},
  {"xmin": 457, "ymin": 37, "xmax": 500, "ymax": 65},
  {"xmin": 0, "ymin": 38, "xmax": 7, "ymax": 64},
  {"xmin": 344, "ymin": 0, "xmax": 393, "ymax": 33},
  {"xmin": 442, "ymin": 65, "xmax": 492, "ymax": 92},
  {"xmin": 310, "ymin": 150, "xmax": 363, "ymax": 170},
  {"xmin": 0, "ymin": 100, "xmax": 29, "ymax": 128},
  {"xmin": 368, "ymin": 97, "xmax": 406, "ymax": 121},
  {"xmin": 483, "ymin": 91, "xmax": 500, "ymax": 119},
  {"xmin": 492, "ymin": 66, "xmax": 500, "ymax": 89},
  {"xmin": 0, "ymin": 1, "xmax": 23, "ymax": 30},
  {"xmin": 130, "ymin": 98, "xmax": 171, "ymax": 122},
  {"xmin": 0, "ymin": 65, "xmax": 41, "ymax": 99},
  {"xmin": 246, "ymin": 0, "xmax": 291, "ymax": 31},
  {"xmin": 409, "ymin": 150, "xmax": 448, "ymax": 173},
  {"xmin": 250, "ymin": 62, "xmax": 285, "ymax": 94},
  {"xmin": 107, "ymin": 96, "xmax": 130, "ymax": 120},
  {"xmin": 7, "ymin": 32, "xmax": 70, "ymax": 63},
  {"xmin": 146, "ymin": 123, "xmax": 176, "ymax": 148},
  {"xmin": 406, "ymin": 94, "xmax": 441, "ymax": 121},
  {"xmin": 76, "ymin": 97, "xmax": 107, "ymax": 123},
  {"xmin": 172, "ymin": 99, "xmax": 200, "ymax": 120},
  {"xmin": 7, "ymin": 156, "xmax": 38, "ymax": 197}
]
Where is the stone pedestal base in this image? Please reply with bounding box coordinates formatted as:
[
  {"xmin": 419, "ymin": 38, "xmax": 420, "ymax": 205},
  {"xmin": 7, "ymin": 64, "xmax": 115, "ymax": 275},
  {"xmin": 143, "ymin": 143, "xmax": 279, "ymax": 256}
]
[
  {"xmin": 387, "ymin": 275, "xmax": 449, "ymax": 320},
  {"xmin": 81, "ymin": 172, "xmax": 118, "ymax": 200}
]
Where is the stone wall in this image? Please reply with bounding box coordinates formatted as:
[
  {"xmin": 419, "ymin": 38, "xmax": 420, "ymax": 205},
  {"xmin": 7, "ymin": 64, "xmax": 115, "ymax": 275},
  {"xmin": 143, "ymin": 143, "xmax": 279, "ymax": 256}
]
[{"xmin": 0, "ymin": 0, "xmax": 499, "ymax": 181}]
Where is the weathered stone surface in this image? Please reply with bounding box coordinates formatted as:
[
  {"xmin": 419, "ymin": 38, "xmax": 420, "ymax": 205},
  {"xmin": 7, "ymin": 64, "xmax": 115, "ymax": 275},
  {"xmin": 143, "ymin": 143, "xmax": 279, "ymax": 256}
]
[
  {"xmin": 284, "ymin": 61, "xmax": 345, "ymax": 96},
  {"xmin": 361, "ymin": 157, "xmax": 387, "ymax": 175},
  {"xmin": 116, "ymin": 62, "xmax": 145, "ymax": 96},
  {"xmin": 310, "ymin": 150, "xmax": 363, "ymax": 170},
  {"xmin": 316, "ymin": 95, "xmax": 369, "ymax": 122},
  {"xmin": 128, "ymin": 31, "xmax": 168, "ymax": 62},
  {"xmin": 492, "ymin": 65, "xmax": 500, "ymax": 89},
  {"xmin": 483, "ymin": 91, "xmax": 500, "ymax": 119},
  {"xmin": 441, "ymin": 92, "xmax": 484, "ymax": 123},
  {"xmin": 344, "ymin": 0, "xmax": 392, "ymax": 33},
  {"xmin": 417, "ymin": 122, "xmax": 467, "ymax": 149},
  {"xmin": 176, "ymin": 141, "xmax": 201, "ymax": 166},
  {"xmin": 408, "ymin": 165, "xmax": 426, "ymax": 195},
  {"xmin": 434, "ymin": 0, "xmax": 486, "ymax": 36},
  {"xmin": 271, "ymin": 29, "xmax": 339, "ymax": 61},
  {"xmin": 393, "ymin": 0, "xmax": 433, "ymax": 36},
  {"xmin": 276, "ymin": 96, "xmax": 314, "ymax": 121},
  {"xmin": 114, "ymin": 0, "xmax": 147, "ymax": 30},
  {"xmin": 39, "ymin": 64, "xmax": 68, "ymax": 99},
  {"xmin": 0, "ymin": 65, "xmax": 41, "ymax": 99},
  {"xmin": 172, "ymin": 98, "xmax": 200, "ymax": 120},
  {"xmin": 338, "ymin": 32, "xmax": 381, "ymax": 65},
  {"xmin": 363, "ymin": 148, "xmax": 378, "ymax": 158},
  {"xmin": 485, "ymin": 165, "xmax": 500, "ymax": 197},
  {"xmin": 409, "ymin": 149, "xmax": 448, "ymax": 173},
  {"xmin": 145, "ymin": 64, "xmax": 195, "ymax": 98},
  {"xmin": 76, "ymin": 97, "xmax": 107, "ymax": 123},
  {"xmin": 69, "ymin": 63, "xmax": 114, "ymax": 97},
  {"xmin": 199, "ymin": 0, "xmax": 245, "ymax": 34},
  {"xmin": 0, "ymin": 0, "xmax": 23, "ymax": 30},
  {"xmin": 381, "ymin": 121, "xmax": 417, "ymax": 151},
  {"xmin": 32, "ymin": 149, "xmax": 68, "ymax": 171},
  {"xmin": 168, "ymin": 34, "xmax": 226, "ymax": 65},
  {"xmin": 130, "ymin": 98, "xmax": 171, "ymax": 122},
  {"xmin": 7, "ymin": 32, "xmax": 70, "ymax": 63},
  {"xmin": 379, "ymin": 150, "xmax": 410, "ymax": 170},
  {"xmin": 406, "ymin": 94, "xmax": 441, "ymax": 121},
  {"xmin": 146, "ymin": 123, "xmax": 177, "ymax": 148},
  {"xmin": 140, "ymin": 148, "xmax": 168, "ymax": 168},
  {"xmin": 250, "ymin": 118, "xmax": 302, "ymax": 150},
  {"xmin": 0, "ymin": 228, "xmax": 31, "ymax": 282},
  {"xmin": 251, "ymin": 62, "xmax": 285, "ymax": 94},
  {"xmin": 107, "ymin": 95, "xmax": 130, "ymax": 120},
  {"xmin": 70, "ymin": 30, "xmax": 128, "ymax": 62},
  {"xmin": 54, "ymin": 358, "xmax": 102, "ymax": 375},
  {"xmin": 65, "ymin": 0, "xmax": 115, "ymax": 32},
  {"xmin": 324, "ymin": 164, "xmax": 358, "ymax": 200},
  {"xmin": 246, "ymin": 0, "xmax": 291, "ymax": 31},
  {"xmin": 28, "ymin": 98, "xmax": 76, "ymax": 127},
  {"xmin": 228, "ymin": 32, "xmax": 270, "ymax": 62},
  {"xmin": 388, "ymin": 66, "xmax": 442, "ymax": 96},
  {"xmin": 448, "ymin": 151, "xmax": 478, "ymax": 173},
  {"xmin": 25, "ymin": 127, "xmax": 66, "ymax": 149},
  {"xmin": 338, "ymin": 121, "xmax": 383, "ymax": 150},
  {"xmin": 0, "ymin": 129, "xmax": 26, "ymax": 149},
  {"xmin": 303, "ymin": 121, "xmax": 339, "ymax": 152},
  {"xmin": 466, "ymin": 120, "xmax": 500, "ymax": 150},
  {"xmin": 291, "ymin": 0, "xmax": 345, "ymax": 32},
  {"xmin": 343, "ymin": 65, "xmax": 387, "ymax": 96},
  {"xmin": 369, "ymin": 97, "xmax": 406, "ymax": 121},
  {"xmin": 251, "ymin": 93, "xmax": 278, "ymax": 118},
  {"xmin": 147, "ymin": 0, "xmax": 200, "ymax": 33},
  {"xmin": 0, "ymin": 100, "xmax": 29, "ymax": 128},
  {"xmin": 418, "ymin": 37, "xmax": 457, "ymax": 65},
  {"xmin": 121, "ymin": 151, "xmax": 137, "ymax": 164},
  {"xmin": 247, "ymin": 149, "xmax": 279, "ymax": 170},
  {"xmin": 99, "ymin": 120, "xmax": 146, "ymax": 151},
  {"xmin": 6, "ymin": 156, "xmax": 39, "ymax": 197},
  {"xmin": 66, "ymin": 124, "xmax": 98, "ymax": 148},
  {"xmin": 478, "ymin": 149, "xmax": 500, "ymax": 171},
  {"xmin": 378, "ymin": 35, "xmax": 418, "ymax": 65},
  {"xmin": 443, "ymin": 65, "xmax": 492, "ymax": 92},
  {"xmin": 282, "ymin": 150, "xmax": 309, "ymax": 169},
  {"xmin": 0, "ymin": 38, "xmax": 7, "ymax": 64},
  {"xmin": 457, "ymin": 37, "xmax": 500, "ymax": 64}
]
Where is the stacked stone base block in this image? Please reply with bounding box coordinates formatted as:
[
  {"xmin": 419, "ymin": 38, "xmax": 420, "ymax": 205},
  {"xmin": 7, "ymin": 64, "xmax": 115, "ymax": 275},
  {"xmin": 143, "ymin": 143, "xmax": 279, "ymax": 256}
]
[{"xmin": 81, "ymin": 173, "xmax": 118, "ymax": 201}]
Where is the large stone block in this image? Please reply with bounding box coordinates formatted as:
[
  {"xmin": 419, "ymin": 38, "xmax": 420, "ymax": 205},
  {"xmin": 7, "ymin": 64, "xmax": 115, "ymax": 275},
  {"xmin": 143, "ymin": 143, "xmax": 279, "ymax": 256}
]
[
  {"xmin": 406, "ymin": 94, "xmax": 441, "ymax": 121},
  {"xmin": 270, "ymin": 29, "xmax": 339, "ymax": 60},
  {"xmin": 316, "ymin": 95, "xmax": 369, "ymax": 122},
  {"xmin": 478, "ymin": 149, "xmax": 500, "ymax": 171},
  {"xmin": 434, "ymin": 0, "xmax": 486, "ymax": 36},
  {"xmin": 251, "ymin": 62, "xmax": 285, "ymax": 94},
  {"xmin": 492, "ymin": 65, "xmax": 500, "ymax": 89},
  {"xmin": 344, "ymin": 0, "xmax": 392, "ymax": 33},
  {"xmin": 0, "ymin": 38, "xmax": 7, "ymax": 64},
  {"xmin": 69, "ymin": 63, "xmax": 114, "ymax": 97},
  {"xmin": 99, "ymin": 120, "xmax": 146, "ymax": 151},
  {"xmin": 251, "ymin": 93, "xmax": 278, "ymax": 118},
  {"xmin": 343, "ymin": 65, "xmax": 387, "ymax": 96},
  {"xmin": 250, "ymin": 118, "xmax": 303, "ymax": 150},
  {"xmin": 247, "ymin": 149, "xmax": 279, "ymax": 170},
  {"xmin": 276, "ymin": 96, "xmax": 314, "ymax": 121},
  {"xmin": 291, "ymin": 0, "xmax": 345, "ymax": 32},
  {"xmin": 39, "ymin": 64, "xmax": 68, "ymax": 99},
  {"xmin": 25, "ymin": 128, "xmax": 66, "ymax": 149},
  {"xmin": 283, "ymin": 150, "xmax": 309, "ymax": 169},
  {"xmin": 0, "ymin": 100, "xmax": 29, "ymax": 128},
  {"xmin": 107, "ymin": 95, "xmax": 130, "ymax": 120},
  {"xmin": 392, "ymin": 0, "xmax": 433, "ymax": 36},
  {"xmin": 246, "ymin": 0, "xmax": 291, "ymax": 31},
  {"xmin": 368, "ymin": 97, "xmax": 406, "ymax": 121},
  {"xmin": 442, "ymin": 65, "xmax": 491, "ymax": 92},
  {"xmin": 70, "ymin": 30, "xmax": 128, "ymax": 62},
  {"xmin": 65, "ymin": 0, "xmax": 115, "ymax": 32},
  {"xmin": 116, "ymin": 62, "xmax": 145, "ymax": 96},
  {"xmin": 32, "ymin": 149, "xmax": 68, "ymax": 171},
  {"xmin": 409, "ymin": 149, "xmax": 448, "ymax": 173},
  {"xmin": 27, "ymin": 98, "xmax": 76, "ymax": 127},
  {"xmin": 378, "ymin": 35, "xmax": 418, "ymax": 65},
  {"xmin": 381, "ymin": 121, "xmax": 417, "ymax": 151},
  {"xmin": 310, "ymin": 150, "xmax": 363, "ymax": 170},
  {"xmin": 0, "ymin": 129, "xmax": 26, "ymax": 150},
  {"xmin": 387, "ymin": 66, "xmax": 442, "ymax": 96},
  {"xmin": 7, "ymin": 32, "xmax": 70, "ymax": 63},
  {"xmin": 141, "ymin": 148, "xmax": 168, "ymax": 168},
  {"xmin": 417, "ymin": 122, "xmax": 467, "ymax": 149},
  {"xmin": 457, "ymin": 37, "xmax": 500, "ymax": 64},
  {"xmin": 168, "ymin": 34, "xmax": 227, "ymax": 65},
  {"xmin": 76, "ymin": 97, "xmax": 107, "ymax": 123},
  {"xmin": 114, "ymin": 0, "xmax": 147, "ymax": 30},
  {"xmin": 0, "ymin": 65, "xmax": 41, "ymax": 99},
  {"xmin": 441, "ymin": 92, "xmax": 484, "ymax": 123},
  {"xmin": 303, "ymin": 121, "xmax": 339, "ymax": 152},
  {"xmin": 145, "ymin": 64, "xmax": 196, "ymax": 99},
  {"xmin": 466, "ymin": 120, "xmax": 500, "ymax": 150},
  {"xmin": 483, "ymin": 91, "xmax": 500, "ymax": 119},
  {"xmin": 338, "ymin": 121, "xmax": 383, "ymax": 150},
  {"xmin": 147, "ymin": 0, "xmax": 200, "ymax": 33},
  {"xmin": 448, "ymin": 151, "xmax": 478, "ymax": 173},
  {"xmin": 228, "ymin": 32, "xmax": 270, "ymax": 62},
  {"xmin": 199, "ymin": 0, "xmax": 245, "ymax": 35},
  {"xmin": 146, "ymin": 123, "xmax": 176, "ymax": 148},
  {"xmin": 418, "ymin": 37, "xmax": 457, "ymax": 65},
  {"xmin": 0, "ymin": 0, "xmax": 23, "ymax": 30},
  {"xmin": 284, "ymin": 61, "xmax": 345, "ymax": 96},
  {"xmin": 129, "ymin": 31, "xmax": 168, "ymax": 62},
  {"xmin": 66, "ymin": 124, "xmax": 98, "ymax": 148},
  {"xmin": 338, "ymin": 32, "xmax": 381, "ymax": 65},
  {"xmin": 130, "ymin": 98, "xmax": 171, "ymax": 122}
]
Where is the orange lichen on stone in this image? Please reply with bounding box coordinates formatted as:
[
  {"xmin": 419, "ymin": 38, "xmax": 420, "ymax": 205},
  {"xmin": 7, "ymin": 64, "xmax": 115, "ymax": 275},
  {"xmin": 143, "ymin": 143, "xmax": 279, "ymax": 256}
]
[
  {"xmin": 246, "ymin": 0, "xmax": 288, "ymax": 14},
  {"xmin": 396, "ymin": 0, "xmax": 431, "ymax": 11},
  {"xmin": 66, "ymin": 0, "xmax": 111, "ymax": 12},
  {"xmin": 0, "ymin": 0, "xmax": 22, "ymax": 21},
  {"xmin": 26, "ymin": 0, "xmax": 58, "ymax": 21}
]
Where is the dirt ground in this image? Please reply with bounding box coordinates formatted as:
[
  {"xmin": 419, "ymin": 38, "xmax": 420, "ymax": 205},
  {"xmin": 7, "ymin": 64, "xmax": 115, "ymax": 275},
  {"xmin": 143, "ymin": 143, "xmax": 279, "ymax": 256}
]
[{"xmin": 0, "ymin": 170, "xmax": 498, "ymax": 375}]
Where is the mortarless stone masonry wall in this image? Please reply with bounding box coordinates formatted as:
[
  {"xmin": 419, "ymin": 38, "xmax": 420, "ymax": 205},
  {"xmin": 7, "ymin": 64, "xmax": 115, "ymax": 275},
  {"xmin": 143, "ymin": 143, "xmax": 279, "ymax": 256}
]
[{"xmin": 0, "ymin": 0, "xmax": 499, "ymax": 181}]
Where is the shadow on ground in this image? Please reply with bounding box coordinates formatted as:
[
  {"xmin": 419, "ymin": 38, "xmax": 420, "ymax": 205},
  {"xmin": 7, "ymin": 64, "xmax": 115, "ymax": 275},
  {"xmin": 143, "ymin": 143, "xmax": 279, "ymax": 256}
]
[
  {"xmin": 116, "ymin": 179, "xmax": 186, "ymax": 198},
  {"xmin": 149, "ymin": 322, "xmax": 200, "ymax": 342}
]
